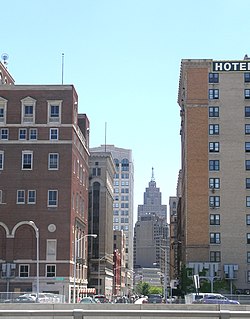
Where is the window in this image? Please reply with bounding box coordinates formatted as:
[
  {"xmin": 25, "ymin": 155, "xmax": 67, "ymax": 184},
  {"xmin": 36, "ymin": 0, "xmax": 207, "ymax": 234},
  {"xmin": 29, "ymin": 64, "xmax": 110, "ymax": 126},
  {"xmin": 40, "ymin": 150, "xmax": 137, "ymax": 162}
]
[
  {"xmin": 247, "ymin": 271, "xmax": 250, "ymax": 282},
  {"xmin": 247, "ymin": 196, "xmax": 250, "ymax": 207},
  {"xmin": 210, "ymin": 251, "xmax": 221, "ymax": 262},
  {"xmin": 121, "ymin": 158, "xmax": 129, "ymax": 171},
  {"xmin": 29, "ymin": 128, "xmax": 37, "ymax": 140},
  {"xmin": 246, "ymin": 179, "xmax": 250, "ymax": 189},
  {"xmin": 48, "ymin": 153, "xmax": 59, "ymax": 170},
  {"xmin": 209, "ymin": 142, "xmax": 220, "ymax": 152},
  {"xmin": 48, "ymin": 190, "xmax": 58, "ymax": 207},
  {"xmin": 21, "ymin": 97, "xmax": 36, "ymax": 124},
  {"xmin": 114, "ymin": 217, "xmax": 119, "ymax": 223},
  {"xmin": 246, "ymin": 143, "xmax": 250, "ymax": 152},
  {"xmin": 246, "ymin": 107, "xmax": 250, "ymax": 117},
  {"xmin": 0, "ymin": 97, "xmax": 7, "ymax": 124},
  {"xmin": 46, "ymin": 240, "xmax": 57, "ymax": 261},
  {"xmin": 19, "ymin": 129, "xmax": 27, "ymax": 140},
  {"xmin": 0, "ymin": 190, "xmax": 2, "ymax": 204},
  {"xmin": 209, "ymin": 196, "xmax": 220, "ymax": 208},
  {"xmin": 22, "ymin": 151, "xmax": 33, "ymax": 170},
  {"xmin": 247, "ymin": 252, "xmax": 250, "ymax": 263},
  {"xmin": 209, "ymin": 160, "xmax": 220, "ymax": 171},
  {"xmin": 48, "ymin": 101, "xmax": 62, "ymax": 123},
  {"xmin": 46, "ymin": 264, "xmax": 56, "ymax": 277},
  {"xmin": 17, "ymin": 190, "xmax": 25, "ymax": 204},
  {"xmin": 209, "ymin": 73, "xmax": 219, "ymax": 83},
  {"xmin": 209, "ymin": 178, "xmax": 220, "ymax": 189},
  {"xmin": 28, "ymin": 190, "xmax": 36, "ymax": 204},
  {"xmin": 245, "ymin": 73, "xmax": 250, "ymax": 83},
  {"xmin": 247, "ymin": 234, "xmax": 250, "ymax": 244},
  {"xmin": 50, "ymin": 128, "xmax": 58, "ymax": 140},
  {"xmin": 1, "ymin": 128, "xmax": 8, "ymax": 140},
  {"xmin": 210, "ymin": 214, "xmax": 220, "ymax": 225},
  {"xmin": 245, "ymin": 89, "xmax": 250, "ymax": 99},
  {"xmin": 19, "ymin": 264, "xmax": 29, "ymax": 277},
  {"xmin": 210, "ymin": 232, "xmax": 221, "ymax": 244},
  {"xmin": 0, "ymin": 151, "xmax": 4, "ymax": 170},
  {"xmin": 92, "ymin": 167, "xmax": 101, "ymax": 176},
  {"xmin": 209, "ymin": 106, "xmax": 219, "ymax": 117},
  {"xmin": 246, "ymin": 160, "xmax": 250, "ymax": 170},
  {"xmin": 209, "ymin": 89, "xmax": 219, "ymax": 99},
  {"xmin": 246, "ymin": 214, "xmax": 250, "ymax": 225},
  {"xmin": 209, "ymin": 124, "xmax": 219, "ymax": 135},
  {"xmin": 246, "ymin": 125, "xmax": 250, "ymax": 134},
  {"xmin": 0, "ymin": 107, "xmax": 4, "ymax": 121}
]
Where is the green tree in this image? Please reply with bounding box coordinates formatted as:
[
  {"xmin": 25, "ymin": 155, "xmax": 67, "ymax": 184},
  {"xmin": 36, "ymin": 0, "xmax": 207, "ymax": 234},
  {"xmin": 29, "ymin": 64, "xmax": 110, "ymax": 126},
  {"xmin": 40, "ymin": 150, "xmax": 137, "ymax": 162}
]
[
  {"xmin": 135, "ymin": 281, "xmax": 150, "ymax": 296},
  {"xmin": 179, "ymin": 265, "xmax": 193, "ymax": 296},
  {"xmin": 149, "ymin": 286, "xmax": 163, "ymax": 295}
]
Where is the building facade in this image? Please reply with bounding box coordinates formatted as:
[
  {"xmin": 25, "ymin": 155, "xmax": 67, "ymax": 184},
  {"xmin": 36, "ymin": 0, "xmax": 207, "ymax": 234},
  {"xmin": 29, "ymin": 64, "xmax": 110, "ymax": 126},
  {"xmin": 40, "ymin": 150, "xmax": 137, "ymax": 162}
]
[
  {"xmin": 178, "ymin": 57, "xmax": 250, "ymax": 292},
  {"xmin": 87, "ymin": 151, "xmax": 115, "ymax": 300},
  {"xmin": 0, "ymin": 62, "xmax": 90, "ymax": 302},
  {"xmin": 90, "ymin": 144, "xmax": 134, "ymax": 294}
]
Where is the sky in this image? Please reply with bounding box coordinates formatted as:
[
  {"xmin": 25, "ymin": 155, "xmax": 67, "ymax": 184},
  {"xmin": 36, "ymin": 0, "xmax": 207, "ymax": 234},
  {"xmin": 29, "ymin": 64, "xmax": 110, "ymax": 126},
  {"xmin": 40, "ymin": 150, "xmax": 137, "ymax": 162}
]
[{"xmin": 2, "ymin": 0, "xmax": 250, "ymax": 220}]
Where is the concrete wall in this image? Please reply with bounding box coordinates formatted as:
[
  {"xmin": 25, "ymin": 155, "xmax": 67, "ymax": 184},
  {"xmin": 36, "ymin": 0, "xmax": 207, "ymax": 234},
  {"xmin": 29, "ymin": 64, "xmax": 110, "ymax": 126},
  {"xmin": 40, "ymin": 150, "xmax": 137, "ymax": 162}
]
[{"xmin": 0, "ymin": 304, "xmax": 249, "ymax": 319}]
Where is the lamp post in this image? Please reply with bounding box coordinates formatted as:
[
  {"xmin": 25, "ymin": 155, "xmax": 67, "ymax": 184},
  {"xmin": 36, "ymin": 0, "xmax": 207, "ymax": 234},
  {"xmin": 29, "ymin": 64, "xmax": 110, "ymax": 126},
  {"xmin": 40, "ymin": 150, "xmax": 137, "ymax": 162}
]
[
  {"xmin": 28, "ymin": 221, "xmax": 39, "ymax": 303},
  {"xmin": 73, "ymin": 234, "xmax": 97, "ymax": 303}
]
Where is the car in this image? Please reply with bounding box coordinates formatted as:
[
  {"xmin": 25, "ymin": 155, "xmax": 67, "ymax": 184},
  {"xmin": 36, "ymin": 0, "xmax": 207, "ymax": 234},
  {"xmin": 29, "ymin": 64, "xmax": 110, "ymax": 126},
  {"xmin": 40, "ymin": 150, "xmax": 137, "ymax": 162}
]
[
  {"xmin": 196, "ymin": 294, "xmax": 240, "ymax": 305},
  {"xmin": 13, "ymin": 296, "xmax": 36, "ymax": 303},
  {"xmin": 80, "ymin": 297, "xmax": 97, "ymax": 304},
  {"xmin": 147, "ymin": 294, "xmax": 163, "ymax": 304},
  {"xmin": 93, "ymin": 295, "xmax": 107, "ymax": 303}
]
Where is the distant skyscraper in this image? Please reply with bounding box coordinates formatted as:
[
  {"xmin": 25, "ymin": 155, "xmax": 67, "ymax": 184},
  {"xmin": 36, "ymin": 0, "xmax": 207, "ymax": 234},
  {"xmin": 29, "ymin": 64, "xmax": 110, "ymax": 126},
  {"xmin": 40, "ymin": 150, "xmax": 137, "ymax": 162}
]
[
  {"xmin": 138, "ymin": 168, "xmax": 167, "ymax": 220},
  {"xmin": 134, "ymin": 169, "xmax": 168, "ymax": 271}
]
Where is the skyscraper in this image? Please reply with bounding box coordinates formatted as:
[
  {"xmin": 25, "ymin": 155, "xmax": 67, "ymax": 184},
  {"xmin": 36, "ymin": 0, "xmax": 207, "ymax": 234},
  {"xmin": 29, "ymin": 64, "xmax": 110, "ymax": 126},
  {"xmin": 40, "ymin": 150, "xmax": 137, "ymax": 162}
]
[
  {"xmin": 90, "ymin": 145, "xmax": 134, "ymax": 292},
  {"xmin": 134, "ymin": 168, "xmax": 168, "ymax": 273}
]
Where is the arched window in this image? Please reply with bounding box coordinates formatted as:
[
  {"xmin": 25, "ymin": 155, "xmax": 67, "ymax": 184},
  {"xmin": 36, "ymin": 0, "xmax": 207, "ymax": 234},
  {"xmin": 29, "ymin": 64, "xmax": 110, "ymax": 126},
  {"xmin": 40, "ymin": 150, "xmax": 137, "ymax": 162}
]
[
  {"xmin": 121, "ymin": 158, "xmax": 129, "ymax": 171},
  {"xmin": 114, "ymin": 158, "xmax": 119, "ymax": 171}
]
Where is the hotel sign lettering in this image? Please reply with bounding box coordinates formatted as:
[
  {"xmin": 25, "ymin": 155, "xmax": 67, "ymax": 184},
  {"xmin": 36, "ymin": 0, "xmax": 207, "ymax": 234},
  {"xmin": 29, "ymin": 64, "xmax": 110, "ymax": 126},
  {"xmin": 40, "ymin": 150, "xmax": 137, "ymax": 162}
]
[{"xmin": 213, "ymin": 61, "xmax": 250, "ymax": 72}]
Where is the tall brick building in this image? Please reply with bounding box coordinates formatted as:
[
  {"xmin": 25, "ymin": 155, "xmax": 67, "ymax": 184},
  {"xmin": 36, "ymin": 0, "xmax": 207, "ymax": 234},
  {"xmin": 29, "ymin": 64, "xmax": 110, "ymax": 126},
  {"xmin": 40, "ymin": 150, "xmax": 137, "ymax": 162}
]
[
  {"xmin": 178, "ymin": 57, "xmax": 250, "ymax": 292},
  {"xmin": 0, "ymin": 62, "xmax": 90, "ymax": 301}
]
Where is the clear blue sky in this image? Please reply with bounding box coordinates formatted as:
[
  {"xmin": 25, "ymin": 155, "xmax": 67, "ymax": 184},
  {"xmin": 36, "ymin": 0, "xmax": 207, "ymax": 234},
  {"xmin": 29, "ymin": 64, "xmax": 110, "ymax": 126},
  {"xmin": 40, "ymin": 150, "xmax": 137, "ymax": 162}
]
[{"xmin": 2, "ymin": 0, "xmax": 250, "ymax": 219}]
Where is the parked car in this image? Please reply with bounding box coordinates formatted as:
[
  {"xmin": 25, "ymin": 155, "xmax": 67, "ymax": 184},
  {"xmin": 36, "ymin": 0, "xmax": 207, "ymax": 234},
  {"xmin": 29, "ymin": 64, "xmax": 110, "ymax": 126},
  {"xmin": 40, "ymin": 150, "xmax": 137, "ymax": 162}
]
[
  {"xmin": 147, "ymin": 294, "xmax": 163, "ymax": 304},
  {"xmin": 94, "ymin": 295, "xmax": 107, "ymax": 303},
  {"xmin": 80, "ymin": 297, "xmax": 97, "ymax": 304},
  {"xmin": 195, "ymin": 294, "xmax": 240, "ymax": 305},
  {"xmin": 13, "ymin": 296, "xmax": 36, "ymax": 303}
]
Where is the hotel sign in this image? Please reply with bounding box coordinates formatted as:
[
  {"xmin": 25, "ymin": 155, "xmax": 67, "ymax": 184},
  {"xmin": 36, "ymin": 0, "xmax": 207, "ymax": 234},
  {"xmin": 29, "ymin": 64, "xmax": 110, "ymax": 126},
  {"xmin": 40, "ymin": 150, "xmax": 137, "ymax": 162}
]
[{"xmin": 213, "ymin": 61, "xmax": 250, "ymax": 72}]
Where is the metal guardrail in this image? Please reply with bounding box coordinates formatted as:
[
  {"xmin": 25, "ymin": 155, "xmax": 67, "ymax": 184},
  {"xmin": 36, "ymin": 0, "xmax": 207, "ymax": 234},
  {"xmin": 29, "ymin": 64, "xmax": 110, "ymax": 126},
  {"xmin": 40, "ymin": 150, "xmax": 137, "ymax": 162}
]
[{"xmin": 0, "ymin": 309, "xmax": 250, "ymax": 318}]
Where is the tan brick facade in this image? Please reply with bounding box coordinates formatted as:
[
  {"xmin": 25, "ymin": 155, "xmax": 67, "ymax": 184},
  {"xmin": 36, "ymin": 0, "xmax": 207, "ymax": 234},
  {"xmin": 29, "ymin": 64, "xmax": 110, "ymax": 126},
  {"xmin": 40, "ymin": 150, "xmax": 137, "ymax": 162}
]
[{"xmin": 178, "ymin": 58, "xmax": 250, "ymax": 292}]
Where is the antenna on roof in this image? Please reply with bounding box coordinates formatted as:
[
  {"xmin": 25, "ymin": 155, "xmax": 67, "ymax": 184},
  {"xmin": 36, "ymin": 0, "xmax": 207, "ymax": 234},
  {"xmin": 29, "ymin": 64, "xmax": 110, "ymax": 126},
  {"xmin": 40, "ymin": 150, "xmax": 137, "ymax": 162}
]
[
  {"xmin": 61, "ymin": 53, "xmax": 64, "ymax": 84},
  {"xmin": 151, "ymin": 167, "xmax": 155, "ymax": 181},
  {"xmin": 1, "ymin": 53, "xmax": 9, "ymax": 67}
]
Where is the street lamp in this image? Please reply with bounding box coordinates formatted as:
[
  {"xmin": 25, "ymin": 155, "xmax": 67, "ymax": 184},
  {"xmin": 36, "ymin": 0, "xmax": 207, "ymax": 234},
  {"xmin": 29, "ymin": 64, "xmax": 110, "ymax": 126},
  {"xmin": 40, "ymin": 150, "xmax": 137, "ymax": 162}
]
[
  {"xmin": 98, "ymin": 254, "xmax": 113, "ymax": 295},
  {"xmin": 28, "ymin": 221, "xmax": 39, "ymax": 303},
  {"xmin": 73, "ymin": 234, "xmax": 97, "ymax": 303}
]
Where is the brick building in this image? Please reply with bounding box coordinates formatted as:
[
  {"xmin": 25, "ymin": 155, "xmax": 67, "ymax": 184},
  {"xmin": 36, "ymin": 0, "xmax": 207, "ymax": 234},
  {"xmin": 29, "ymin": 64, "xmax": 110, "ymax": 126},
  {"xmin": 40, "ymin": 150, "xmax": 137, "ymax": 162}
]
[
  {"xmin": 178, "ymin": 57, "xmax": 250, "ymax": 292},
  {"xmin": 0, "ymin": 62, "xmax": 90, "ymax": 302}
]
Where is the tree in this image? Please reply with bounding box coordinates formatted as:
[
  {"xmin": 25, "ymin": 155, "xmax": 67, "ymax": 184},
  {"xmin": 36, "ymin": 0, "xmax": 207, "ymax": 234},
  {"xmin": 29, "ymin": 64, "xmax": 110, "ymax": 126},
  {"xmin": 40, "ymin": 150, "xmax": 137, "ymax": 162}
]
[
  {"xmin": 149, "ymin": 286, "xmax": 163, "ymax": 295},
  {"xmin": 134, "ymin": 281, "xmax": 150, "ymax": 296}
]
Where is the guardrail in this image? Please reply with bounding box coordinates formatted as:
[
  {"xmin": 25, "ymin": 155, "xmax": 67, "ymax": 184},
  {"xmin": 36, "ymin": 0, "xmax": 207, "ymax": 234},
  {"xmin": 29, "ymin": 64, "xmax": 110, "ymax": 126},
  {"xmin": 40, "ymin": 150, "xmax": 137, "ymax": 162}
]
[{"xmin": 0, "ymin": 308, "xmax": 250, "ymax": 318}]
